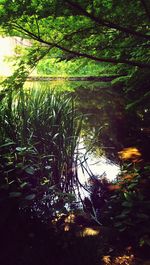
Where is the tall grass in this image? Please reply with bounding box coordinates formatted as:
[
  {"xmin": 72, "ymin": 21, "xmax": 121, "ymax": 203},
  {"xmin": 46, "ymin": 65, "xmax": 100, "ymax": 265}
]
[{"xmin": 0, "ymin": 87, "xmax": 82, "ymax": 205}]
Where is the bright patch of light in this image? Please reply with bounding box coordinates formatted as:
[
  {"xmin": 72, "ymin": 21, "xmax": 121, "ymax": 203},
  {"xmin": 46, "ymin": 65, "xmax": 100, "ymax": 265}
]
[
  {"xmin": 0, "ymin": 36, "xmax": 33, "ymax": 77},
  {"xmin": 0, "ymin": 37, "xmax": 15, "ymax": 76},
  {"xmin": 77, "ymin": 141, "xmax": 120, "ymax": 186}
]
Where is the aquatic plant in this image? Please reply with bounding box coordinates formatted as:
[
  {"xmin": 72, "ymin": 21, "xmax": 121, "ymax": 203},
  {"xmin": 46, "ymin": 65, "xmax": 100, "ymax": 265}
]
[{"xmin": 0, "ymin": 87, "xmax": 82, "ymax": 216}]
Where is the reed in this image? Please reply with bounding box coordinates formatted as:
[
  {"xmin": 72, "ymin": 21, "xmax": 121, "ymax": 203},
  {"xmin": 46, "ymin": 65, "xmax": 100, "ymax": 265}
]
[{"xmin": 0, "ymin": 87, "xmax": 82, "ymax": 198}]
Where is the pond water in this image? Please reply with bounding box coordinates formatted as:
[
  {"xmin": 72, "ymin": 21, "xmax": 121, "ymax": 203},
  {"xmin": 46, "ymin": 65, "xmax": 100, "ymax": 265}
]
[{"xmin": 25, "ymin": 79, "xmax": 150, "ymax": 185}]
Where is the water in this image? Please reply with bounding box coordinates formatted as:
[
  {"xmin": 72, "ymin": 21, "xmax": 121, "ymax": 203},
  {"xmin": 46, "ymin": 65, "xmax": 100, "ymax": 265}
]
[
  {"xmin": 25, "ymin": 79, "xmax": 150, "ymax": 185},
  {"xmin": 25, "ymin": 80, "xmax": 123, "ymax": 182},
  {"xmin": 77, "ymin": 140, "xmax": 120, "ymax": 183}
]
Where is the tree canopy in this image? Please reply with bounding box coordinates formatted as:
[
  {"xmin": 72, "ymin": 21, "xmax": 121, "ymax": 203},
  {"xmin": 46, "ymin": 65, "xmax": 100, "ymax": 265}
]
[
  {"xmin": 0, "ymin": 0, "xmax": 150, "ymax": 71},
  {"xmin": 0, "ymin": 2, "xmax": 150, "ymax": 264}
]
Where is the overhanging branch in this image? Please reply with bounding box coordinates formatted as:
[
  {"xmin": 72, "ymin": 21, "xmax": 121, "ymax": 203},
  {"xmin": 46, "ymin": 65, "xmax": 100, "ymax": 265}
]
[
  {"xmin": 65, "ymin": 0, "xmax": 150, "ymax": 40},
  {"xmin": 11, "ymin": 23, "xmax": 150, "ymax": 68},
  {"xmin": 53, "ymin": 44, "xmax": 150, "ymax": 68}
]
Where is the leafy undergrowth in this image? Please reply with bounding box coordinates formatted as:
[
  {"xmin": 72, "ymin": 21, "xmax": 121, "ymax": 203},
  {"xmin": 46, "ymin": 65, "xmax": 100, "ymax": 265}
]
[{"xmin": 0, "ymin": 208, "xmax": 149, "ymax": 265}]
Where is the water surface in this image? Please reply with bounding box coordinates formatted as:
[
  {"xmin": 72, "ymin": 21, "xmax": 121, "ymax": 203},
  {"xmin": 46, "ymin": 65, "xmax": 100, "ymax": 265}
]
[{"xmin": 25, "ymin": 79, "xmax": 150, "ymax": 182}]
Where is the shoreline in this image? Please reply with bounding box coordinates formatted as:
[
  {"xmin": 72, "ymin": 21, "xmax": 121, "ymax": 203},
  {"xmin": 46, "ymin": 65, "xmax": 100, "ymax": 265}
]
[{"xmin": 26, "ymin": 74, "xmax": 126, "ymax": 82}]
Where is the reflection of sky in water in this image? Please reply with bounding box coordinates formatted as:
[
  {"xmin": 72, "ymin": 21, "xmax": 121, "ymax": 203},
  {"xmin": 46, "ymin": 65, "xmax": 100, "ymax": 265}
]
[{"xmin": 77, "ymin": 141, "xmax": 120, "ymax": 186}]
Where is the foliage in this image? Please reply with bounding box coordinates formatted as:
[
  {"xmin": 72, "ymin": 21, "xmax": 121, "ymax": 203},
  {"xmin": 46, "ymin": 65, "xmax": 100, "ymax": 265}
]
[
  {"xmin": 0, "ymin": 1, "xmax": 150, "ymax": 263},
  {"xmin": 0, "ymin": 88, "xmax": 82, "ymax": 222},
  {"xmin": 111, "ymin": 76, "xmax": 130, "ymax": 87},
  {"xmin": 86, "ymin": 163, "xmax": 150, "ymax": 249},
  {"xmin": 36, "ymin": 58, "xmax": 108, "ymax": 77},
  {"xmin": 0, "ymin": 0, "xmax": 150, "ymax": 76},
  {"xmin": 125, "ymin": 68, "xmax": 150, "ymax": 111}
]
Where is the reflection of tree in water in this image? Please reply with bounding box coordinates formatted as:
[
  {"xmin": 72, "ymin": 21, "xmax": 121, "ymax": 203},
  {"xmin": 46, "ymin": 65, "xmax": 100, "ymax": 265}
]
[
  {"xmin": 75, "ymin": 86, "xmax": 126, "ymax": 161},
  {"xmin": 75, "ymin": 85, "xmax": 150, "ymax": 162},
  {"xmin": 28, "ymin": 80, "xmax": 150, "ymax": 163}
]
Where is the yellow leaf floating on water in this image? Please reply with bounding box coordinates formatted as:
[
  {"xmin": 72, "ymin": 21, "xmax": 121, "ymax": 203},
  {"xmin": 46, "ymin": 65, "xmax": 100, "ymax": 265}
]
[
  {"xmin": 118, "ymin": 147, "xmax": 142, "ymax": 162},
  {"xmin": 82, "ymin": 227, "xmax": 100, "ymax": 237},
  {"xmin": 102, "ymin": 255, "xmax": 111, "ymax": 264},
  {"xmin": 102, "ymin": 254, "xmax": 135, "ymax": 265}
]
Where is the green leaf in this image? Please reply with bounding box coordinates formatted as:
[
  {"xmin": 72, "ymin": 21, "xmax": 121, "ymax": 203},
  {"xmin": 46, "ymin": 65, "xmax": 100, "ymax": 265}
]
[
  {"xmin": 25, "ymin": 194, "xmax": 36, "ymax": 200},
  {"xmin": 24, "ymin": 166, "xmax": 35, "ymax": 175},
  {"xmin": 128, "ymin": 183, "xmax": 137, "ymax": 189},
  {"xmin": 123, "ymin": 192, "xmax": 134, "ymax": 201},
  {"xmin": 116, "ymin": 209, "xmax": 131, "ymax": 219},
  {"xmin": 122, "ymin": 201, "xmax": 133, "ymax": 207},
  {"xmin": 136, "ymin": 213, "xmax": 149, "ymax": 220},
  {"xmin": 20, "ymin": 182, "xmax": 28, "ymax": 188},
  {"xmin": 121, "ymin": 209, "xmax": 131, "ymax": 215},
  {"xmin": 114, "ymin": 222, "xmax": 123, "ymax": 227},
  {"xmin": 9, "ymin": 192, "xmax": 22, "ymax": 198},
  {"xmin": 0, "ymin": 141, "xmax": 15, "ymax": 148},
  {"xmin": 119, "ymin": 227, "xmax": 127, "ymax": 232},
  {"xmin": 16, "ymin": 147, "xmax": 27, "ymax": 152}
]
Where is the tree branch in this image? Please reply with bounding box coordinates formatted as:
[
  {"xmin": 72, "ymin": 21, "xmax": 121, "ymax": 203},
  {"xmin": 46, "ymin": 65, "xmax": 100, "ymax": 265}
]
[
  {"xmin": 12, "ymin": 23, "xmax": 150, "ymax": 68},
  {"xmin": 52, "ymin": 43, "xmax": 150, "ymax": 68},
  {"xmin": 65, "ymin": 0, "xmax": 150, "ymax": 40}
]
